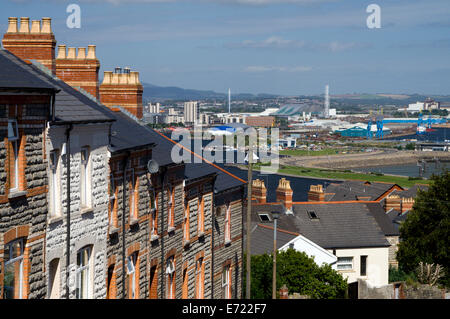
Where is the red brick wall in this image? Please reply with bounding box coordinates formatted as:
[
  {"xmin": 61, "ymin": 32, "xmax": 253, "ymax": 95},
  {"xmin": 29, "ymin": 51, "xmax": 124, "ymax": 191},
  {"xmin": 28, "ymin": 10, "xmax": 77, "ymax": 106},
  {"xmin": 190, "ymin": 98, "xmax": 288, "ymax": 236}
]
[
  {"xmin": 3, "ymin": 33, "xmax": 56, "ymax": 74},
  {"xmin": 99, "ymin": 84, "xmax": 144, "ymax": 119},
  {"xmin": 55, "ymin": 58, "xmax": 100, "ymax": 99}
]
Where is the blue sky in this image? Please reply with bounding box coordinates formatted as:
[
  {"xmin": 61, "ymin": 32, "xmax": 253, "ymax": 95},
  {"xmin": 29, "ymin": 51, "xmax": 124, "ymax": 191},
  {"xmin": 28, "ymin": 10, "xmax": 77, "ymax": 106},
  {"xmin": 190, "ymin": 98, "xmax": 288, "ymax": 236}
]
[{"xmin": 1, "ymin": 0, "xmax": 450, "ymax": 95}]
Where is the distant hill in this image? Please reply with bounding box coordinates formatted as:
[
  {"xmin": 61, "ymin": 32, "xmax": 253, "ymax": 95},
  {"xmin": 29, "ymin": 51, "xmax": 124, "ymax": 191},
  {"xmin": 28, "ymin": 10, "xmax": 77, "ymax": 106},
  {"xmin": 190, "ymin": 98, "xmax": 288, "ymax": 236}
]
[{"xmin": 141, "ymin": 83, "xmax": 278, "ymax": 101}]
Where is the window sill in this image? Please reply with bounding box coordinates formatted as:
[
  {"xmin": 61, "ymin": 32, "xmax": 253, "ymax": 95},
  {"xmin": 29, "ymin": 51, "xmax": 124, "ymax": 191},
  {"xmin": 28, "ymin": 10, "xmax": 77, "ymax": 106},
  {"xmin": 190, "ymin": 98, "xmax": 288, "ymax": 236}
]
[
  {"xmin": 198, "ymin": 231, "xmax": 205, "ymax": 238},
  {"xmin": 48, "ymin": 216, "xmax": 64, "ymax": 225},
  {"xmin": 109, "ymin": 226, "xmax": 120, "ymax": 235},
  {"xmin": 8, "ymin": 190, "xmax": 27, "ymax": 200},
  {"xmin": 337, "ymin": 269, "xmax": 355, "ymax": 273},
  {"xmin": 168, "ymin": 226, "xmax": 176, "ymax": 234},
  {"xmin": 151, "ymin": 234, "xmax": 160, "ymax": 242},
  {"xmin": 183, "ymin": 240, "xmax": 190, "ymax": 248},
  {"xmin": 130, "ymin": 218, "xmax": 139, "ymax": 226},
  {"xmin": 80, "ymin": 207, "xmax": 94, "ymax": 215}
]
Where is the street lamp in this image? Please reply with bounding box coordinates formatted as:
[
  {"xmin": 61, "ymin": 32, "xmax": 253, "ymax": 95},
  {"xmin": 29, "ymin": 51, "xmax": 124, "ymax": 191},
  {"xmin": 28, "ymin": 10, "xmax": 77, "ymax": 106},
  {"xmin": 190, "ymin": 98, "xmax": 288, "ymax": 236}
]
[{"xmin": 272, "ymin": 211, "xmax": 280, "ymax": 299}]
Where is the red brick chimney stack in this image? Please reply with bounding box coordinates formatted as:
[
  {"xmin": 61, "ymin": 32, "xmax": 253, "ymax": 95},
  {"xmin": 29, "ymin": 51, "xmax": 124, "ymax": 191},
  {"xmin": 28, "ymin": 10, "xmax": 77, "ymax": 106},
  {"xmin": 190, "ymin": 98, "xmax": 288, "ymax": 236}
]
[
  {"xmin": 252, "ymin": 179, "xmax": 267, "ymax": 204},
  {"xmin": 384, "ymin": 194, "xmax": 402, "ymax": 212},
  {"xmin": 99, "ymin": 68, "xmax": 144, "ymax": 119},
  {"xmin": 308, "ymin": 184, "xmax": 325, "ymax": 202},
  {"xmin": 55, "ymin": 44, "xmax": 101, "ymax": 99},
  {"xmin": 401, "ymin": 197, "xmax": 414, "ymax": 213},
  {"xmin": 2, "ymin": 17, "xmax": 56, "ymax": 74},
  {"xmin": 276, "ymin": 178, "xmax": 293, "ymax": 210}
]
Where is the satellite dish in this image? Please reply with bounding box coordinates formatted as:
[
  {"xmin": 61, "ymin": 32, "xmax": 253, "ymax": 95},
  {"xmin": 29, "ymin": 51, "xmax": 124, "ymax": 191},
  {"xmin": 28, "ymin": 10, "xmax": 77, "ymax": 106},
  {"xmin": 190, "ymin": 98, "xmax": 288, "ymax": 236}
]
[{"xmin": 147, "ymin": 159, "xmax": 160, "ymax": 174}]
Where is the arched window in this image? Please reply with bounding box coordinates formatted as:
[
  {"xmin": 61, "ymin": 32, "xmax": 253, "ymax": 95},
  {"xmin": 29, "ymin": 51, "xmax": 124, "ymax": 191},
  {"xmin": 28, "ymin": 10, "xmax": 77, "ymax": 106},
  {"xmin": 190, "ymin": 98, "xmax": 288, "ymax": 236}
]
[
  {"xmin": 166, "ymin": 257, "xmax": 175, "ymax": 299},
  {"xmin": 48, "ymin": 258, "xmax": 61, "ymax": 299},
  {"xmin": 3, "ymin": 238, "xmax": 25, "ymax": 299},
  {"xmin": 76, "ymin": 245, "xmax": 93, "ymax": 299}
]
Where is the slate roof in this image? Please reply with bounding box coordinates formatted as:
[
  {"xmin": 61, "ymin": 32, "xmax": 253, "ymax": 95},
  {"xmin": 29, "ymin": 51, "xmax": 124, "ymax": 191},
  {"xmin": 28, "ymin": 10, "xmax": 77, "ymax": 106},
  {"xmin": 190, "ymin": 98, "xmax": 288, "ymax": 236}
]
[
  {"xmin": 391, "ymin": 184, "xmax": 428, "ymax": 198},
  {"xmin": 325, "ymin": 180, "xmax": 401, "ymax": 201},
  {"xmin": 0, "ymin": 49, "xmax": 57, "ymax": 91},
  {"xmin": 249, "ymin": 224, "xmax": 298, "ymax": 256},
  {"xmin": 145, "ymin": 129, "xmax": 246, "ymax": 193},
  {"xmin": 0, "ymin": 49, "xmax": 114, "ymax": 123},
  {"xmin": 365, "ymin": 202, "xmax": 399, "ymax": 236},
  {"xmin": 251, "ymin": 202, "xmax": 390, "ymax": 250}
]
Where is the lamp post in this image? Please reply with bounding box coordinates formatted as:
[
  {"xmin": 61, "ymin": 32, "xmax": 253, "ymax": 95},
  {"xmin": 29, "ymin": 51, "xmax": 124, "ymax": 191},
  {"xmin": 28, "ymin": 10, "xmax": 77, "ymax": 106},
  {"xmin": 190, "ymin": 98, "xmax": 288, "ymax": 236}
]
[{"xmin": 272, "ymin": 211, "xmax": 280, "ymax": 299}]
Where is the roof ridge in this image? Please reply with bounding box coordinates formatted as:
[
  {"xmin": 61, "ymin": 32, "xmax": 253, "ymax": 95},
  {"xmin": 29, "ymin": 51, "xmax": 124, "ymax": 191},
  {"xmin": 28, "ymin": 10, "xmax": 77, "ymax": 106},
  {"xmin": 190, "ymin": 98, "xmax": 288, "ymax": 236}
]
[{"xmin": 152, "ymin": 129, "xmax": 246, "ymax": 184}]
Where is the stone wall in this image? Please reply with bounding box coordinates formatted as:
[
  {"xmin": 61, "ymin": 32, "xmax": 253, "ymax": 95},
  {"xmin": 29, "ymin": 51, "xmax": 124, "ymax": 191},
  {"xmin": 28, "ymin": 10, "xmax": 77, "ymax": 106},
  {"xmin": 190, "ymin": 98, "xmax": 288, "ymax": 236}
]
[
  {"xmin": 213, "ymin": 187, "xmax": 244, "ymax": 299},
  {"xmin": 45, "ymin": 124, "xmax": 110, "ymax": 299},
  {"xmin": 0, "ymin": 100, "xmax": 50, "ymax": 299}
]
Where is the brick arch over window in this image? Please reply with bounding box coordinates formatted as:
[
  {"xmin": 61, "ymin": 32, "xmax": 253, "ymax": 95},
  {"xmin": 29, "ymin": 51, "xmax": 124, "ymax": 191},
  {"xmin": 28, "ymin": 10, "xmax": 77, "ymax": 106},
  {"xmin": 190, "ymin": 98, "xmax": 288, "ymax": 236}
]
[{"xmin": 149, "ymin": 258, "xmax": 159, "ymax": 299}]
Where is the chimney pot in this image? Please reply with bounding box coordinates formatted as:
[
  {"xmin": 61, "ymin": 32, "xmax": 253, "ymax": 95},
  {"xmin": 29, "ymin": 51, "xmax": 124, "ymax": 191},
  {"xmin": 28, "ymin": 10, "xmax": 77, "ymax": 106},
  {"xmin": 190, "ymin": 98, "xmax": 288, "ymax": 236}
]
[
  {"xmin": 87, "ymin": 45, "xmax": 97, "ymax": 59},
  {"xmin": 19, "ymin": 17, "xmax": 30, "ymax": 33},
  {"xmin": 30, "ymin": 20, "xmax": 41, "ymax": 34},
  {"xmin": 119, "ymin": 73, "xmax": 129, "ymax": 84},
  {"xmin": 102, "ymin": 71, "xmax": 113, "ymax": 85},
  {"xmin": 41, "ymin": 17, "xmax": 52, "ymax": 34},
  {"xmin": 77, "ymin": 47, "xmax": 86, "ymax": 59},
  {"xmin": 67, "ymin": 47, "xmax": 77, "ymax": 59},
  {"xmin": 57, "ymin": 45, "xmax": 67, "ymax": 59},
  {"xmin": 7, "ymin": 17, "xmax": 18, "ymax": 33},
  {"xmin": 130, "ymin": 71, "xmax": 141, "ymax": 85},
  {"xmin": 111, "ymin": 72, "xmax": 120, "ymax": 84}
]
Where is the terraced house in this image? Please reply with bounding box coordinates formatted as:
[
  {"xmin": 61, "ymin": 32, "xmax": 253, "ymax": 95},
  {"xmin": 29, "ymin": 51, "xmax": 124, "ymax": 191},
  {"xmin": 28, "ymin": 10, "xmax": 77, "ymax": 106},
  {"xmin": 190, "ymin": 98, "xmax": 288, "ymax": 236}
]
[
  {"xmin": 0, "ymin": 50, "xmax": 58, "ymax": 299},
  {"xmin": 0, "ymin": 16, "xmax": 245, "ymax": 299}
]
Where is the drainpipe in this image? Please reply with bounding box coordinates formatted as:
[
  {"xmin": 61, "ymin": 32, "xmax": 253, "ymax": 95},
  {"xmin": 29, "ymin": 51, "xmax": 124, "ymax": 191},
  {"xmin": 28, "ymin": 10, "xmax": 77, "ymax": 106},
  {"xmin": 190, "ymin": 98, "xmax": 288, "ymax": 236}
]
[
  {"xmin": 210, "ymin": 174, "xmax": 217, "ymax": 299},
  {"xmin": 65, "ymin": 124, "xmax": 73, "ymax": 299},
  {"xmin": 122, "ymin": 152, "xmax": 130, "ymax": 299},
  {"xmin": 240, "ymin": 184, "xmax": 245, "ymax": 299},
  {"xmin": 159, "ymin": 166, "xmax": 167, "ymax": 299}
]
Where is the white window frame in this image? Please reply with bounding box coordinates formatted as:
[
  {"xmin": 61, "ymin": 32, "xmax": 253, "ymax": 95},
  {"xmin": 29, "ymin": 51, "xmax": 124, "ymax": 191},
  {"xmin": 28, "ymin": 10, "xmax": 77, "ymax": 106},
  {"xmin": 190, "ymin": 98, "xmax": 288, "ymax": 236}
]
[
  {"xmin": 195, "ymin": 258, "xmax": 204, "ymax": 299},
  {"xmin": 80, "ymin": 147, "xmax": 91, "ymax": 209},
  {"xmin": 8, "ymin": 119, "xmax": 19, "ymax": 192},
  {"xmin": 49, "ymin": 150, "xmax": 60, "ymax": 217},
  {"xmin": 3, "ymin": 238, "xmax": 24, "ymax": 299},
  {"xmin": 76, "ymin": 246, "xmax": 92, "ymax": 299},
  {"xmin": 224, "ymin": 203, "xmax": 231, "ymax": 242},
  {"xmin": 127, "ymin": 253, "xmax": 138, "ymax": 299},
  {"xmin": 168, "ymin": 186, "xmax": 175, "ymax": 229},
  {"xmin": 198, "ymin": 196, "xmax": 203, "ymax": 234},
  {"xmin": 222, "ymin": 265, "xmax": 231, "ymax": 299},
  {"xmin": 48, "ymin": 258, "xmax": 61, "ymax": 299},
  {"xmin": 109, "ymin": 173, "xmax": 116, "ymax": 227},
  {"xmin": 337, "ymin": 257, "xmax": 353, "ymax": 271},
  {"xmin": 166, "ymin": 257, "xmax": 175, "ymax": 299},
  {"xmin": 129, "ymin": 168, "xmax": 137, "ymax": 220}
]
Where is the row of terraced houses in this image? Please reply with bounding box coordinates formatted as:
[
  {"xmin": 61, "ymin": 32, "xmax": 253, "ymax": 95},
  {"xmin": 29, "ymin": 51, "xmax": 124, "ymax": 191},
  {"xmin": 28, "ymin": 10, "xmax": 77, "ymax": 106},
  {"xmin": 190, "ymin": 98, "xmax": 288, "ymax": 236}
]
[{"xmin": 0, "ymin": 17, "xmax": 245, "ymax": 299}]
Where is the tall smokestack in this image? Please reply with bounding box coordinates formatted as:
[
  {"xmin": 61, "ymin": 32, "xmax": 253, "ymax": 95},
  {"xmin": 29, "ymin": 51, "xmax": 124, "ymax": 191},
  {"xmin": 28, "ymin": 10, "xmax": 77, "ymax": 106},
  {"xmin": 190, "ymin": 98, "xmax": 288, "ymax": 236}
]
[
  {"xmin": 228, "ymin": 88, "xmax": 231, "ymax": 114},
  {"xmin": 324, "ymin": 84, "xmax": 330, "ymax": 118}
]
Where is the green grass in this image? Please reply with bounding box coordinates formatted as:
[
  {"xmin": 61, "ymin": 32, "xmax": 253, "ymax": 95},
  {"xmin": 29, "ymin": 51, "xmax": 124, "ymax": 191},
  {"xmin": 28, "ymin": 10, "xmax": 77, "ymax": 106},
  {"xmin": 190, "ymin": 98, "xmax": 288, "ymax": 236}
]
[{"xmin": 259, "ymin": 165, "xmax": 432, "ymax": 188}]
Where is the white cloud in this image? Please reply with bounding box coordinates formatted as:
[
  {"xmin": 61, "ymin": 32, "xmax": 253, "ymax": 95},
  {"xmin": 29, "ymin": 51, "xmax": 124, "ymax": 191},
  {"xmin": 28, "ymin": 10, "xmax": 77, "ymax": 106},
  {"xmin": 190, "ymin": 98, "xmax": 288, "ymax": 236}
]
[
  {"xmin": 244, "ymin": 65, "xmax": 312, "ymax": 72},
  {"xmin": 227, "ymin": 36, "xmax": 370, "ymax": 52}
]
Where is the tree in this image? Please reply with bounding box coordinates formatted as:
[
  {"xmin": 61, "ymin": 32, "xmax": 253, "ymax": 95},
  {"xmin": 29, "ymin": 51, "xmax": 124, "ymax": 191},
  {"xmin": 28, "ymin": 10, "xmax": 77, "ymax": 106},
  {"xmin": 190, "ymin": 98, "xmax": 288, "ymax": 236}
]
[
  {"xmin": 246, "ymin": 249, "xmax": 348, "ymax": 299},
  {"xmin": 396, "ymin": 170, "xmax": 450, "ymax": 287}
]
